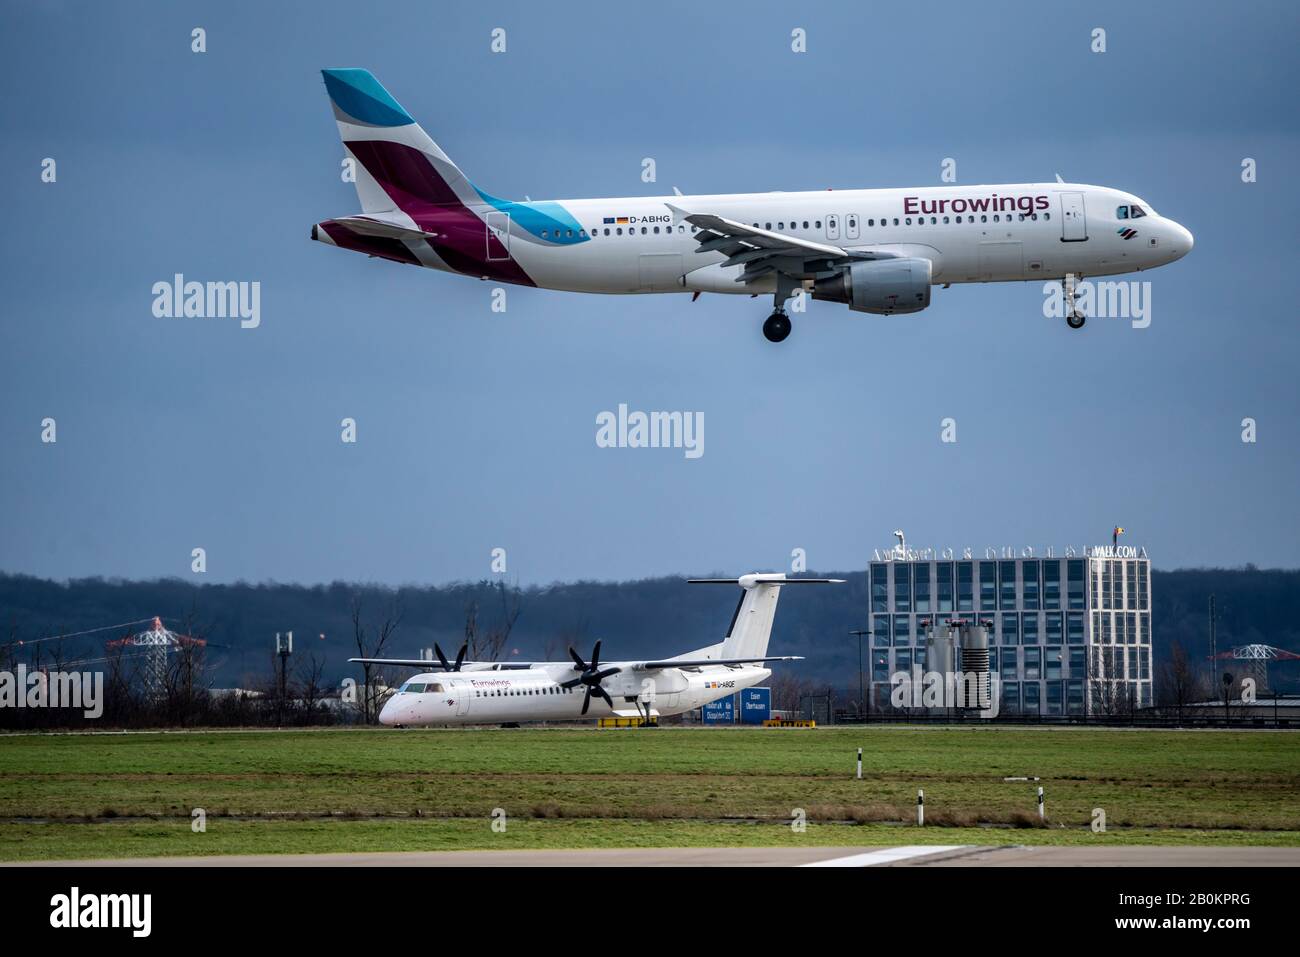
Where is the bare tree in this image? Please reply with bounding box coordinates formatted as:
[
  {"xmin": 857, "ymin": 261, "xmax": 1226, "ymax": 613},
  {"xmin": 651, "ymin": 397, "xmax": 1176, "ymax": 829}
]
[
  {"xmin": 1158, "ymin": 640, "xmax": 1204, "ymax": 722},
  {"xmin": 351, "ymin": 594, "xmax": 403, "ymax": 723},
  {"xmin": 465, "ymin": 580, "xmax": 522, "ymax": 663},
  {"xmin": 297, "ymin": 652, "xmax": 328, "ymax": 721}
]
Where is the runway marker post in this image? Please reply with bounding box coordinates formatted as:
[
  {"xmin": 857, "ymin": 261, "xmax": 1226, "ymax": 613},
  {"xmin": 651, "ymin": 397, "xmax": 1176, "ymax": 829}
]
[
  {"xmin": 1037, "ymin": 786, "xmax": 1045, "ymax": 821},
  {"xmin": 917, "ymin": 788, "xmax": 924, "ymax": 826},
  {"xmin": 856, "ymin": 747, "xmax": 862, "ymax": 780}
]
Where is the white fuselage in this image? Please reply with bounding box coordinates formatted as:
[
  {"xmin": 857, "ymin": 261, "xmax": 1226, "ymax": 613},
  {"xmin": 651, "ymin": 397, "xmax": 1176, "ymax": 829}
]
[
  {"xmin": 378, "ymin": 662, "xmax": 769, "ymax": 727},
  {"xmin": 447, "ymin": 183, "xmax": 1191, "ymax": 295}
]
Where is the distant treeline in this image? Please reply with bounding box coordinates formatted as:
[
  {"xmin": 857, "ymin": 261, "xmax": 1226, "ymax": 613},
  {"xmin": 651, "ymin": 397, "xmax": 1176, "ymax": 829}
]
[{"xmin": 2, "ymin": 567, "xmax": 1298, "ymax": 694}]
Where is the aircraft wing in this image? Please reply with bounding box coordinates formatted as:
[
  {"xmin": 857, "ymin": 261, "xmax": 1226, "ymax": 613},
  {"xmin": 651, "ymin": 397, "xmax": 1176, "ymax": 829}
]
[
  {"xmin": 348, "ymin": 657, "xmax": 475, "ymax": 668},
  {"xmin": 638, "ymin": 656, "xmax": 804, "ymax": 669},
  {"xmin": 667, "ymin": 204, "xmax": 897, "ymax": 283}
]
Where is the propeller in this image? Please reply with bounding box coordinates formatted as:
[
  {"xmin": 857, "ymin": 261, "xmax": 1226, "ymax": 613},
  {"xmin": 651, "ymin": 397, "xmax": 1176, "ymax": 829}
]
[
  {"xmin": 433, "ymin": 642, "xmax": 468, "ymax": 672},
  {"xmin": 561, "ymin": 640, "xmax": 622, "ymax": 715}
]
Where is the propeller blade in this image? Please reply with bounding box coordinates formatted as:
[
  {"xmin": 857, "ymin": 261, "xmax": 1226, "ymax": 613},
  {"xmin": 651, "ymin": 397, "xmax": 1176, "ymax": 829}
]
[
  {"xmin": 433, "ymin": 643, "xmax": 451, "ymax": 671},
  {"xmin": 568, "ymin": 647, "xmax": 587, "ymax": 671},
  {"xmin": 593, "ymin": 685, "xmax": 614, "ymax": 708},
  {"xmin": 581, "ymin": 688, "xmax": 593, "ymax": 715},
  {"xmin": 453, "ymin": 643, "xmax": 468, "ymax": 671},
  {"xmin": 560, "ymin": 677, "xmax": 582, "ymax": 689},
  {"xmin": 590, "ymin": 639, "xmax": 602, "ymax": 671},
  {"xmin": 591, "ymin": 667, "xmax": 622, "ymax": 681}
]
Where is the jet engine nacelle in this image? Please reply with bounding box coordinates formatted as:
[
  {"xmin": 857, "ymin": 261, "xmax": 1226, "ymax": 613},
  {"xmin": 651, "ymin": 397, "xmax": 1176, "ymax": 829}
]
[{"xmin": 812, "ymin": 257, "xmax": 932, "ymax": 314}]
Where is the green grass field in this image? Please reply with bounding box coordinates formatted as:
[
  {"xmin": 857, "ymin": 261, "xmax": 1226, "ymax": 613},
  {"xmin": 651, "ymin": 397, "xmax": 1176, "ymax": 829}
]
[{"xmin": 1, "ymin": 725, "xmax": 1298, "ymax": 861}]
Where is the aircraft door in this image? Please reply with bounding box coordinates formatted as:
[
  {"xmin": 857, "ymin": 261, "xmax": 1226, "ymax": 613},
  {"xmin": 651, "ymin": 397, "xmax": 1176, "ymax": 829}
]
[
  {"xmin": 846, "ymin": 213, "xmax": 860, "ymax": 240},
  {"xmin": 825, "ymin": 213, "xmax": 840, "ymax": 240},
  {"xmin": 1060, "ymin": 193, "xmax": 1088, "ymax": 242},
  {"xmin": 486, "ymin": 211, "xmax": 511, "ymax": 260}
]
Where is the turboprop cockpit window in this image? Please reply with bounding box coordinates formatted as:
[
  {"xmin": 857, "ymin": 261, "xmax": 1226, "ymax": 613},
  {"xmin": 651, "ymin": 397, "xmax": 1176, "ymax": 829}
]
[
  {"xmin": 1117, "ymin": 205, "xmax": 1129, "ymax": 219},
  {"xmin": 429, "ymin": 683, "xmax": 444, "ymax": 693},
  {"xmin": 401, "ymin": 682, "xmax": 425, "ymax": 694},
  {"xmin": 1129, "ymin": 205, "xmax": 1147, "ymax": 218}
]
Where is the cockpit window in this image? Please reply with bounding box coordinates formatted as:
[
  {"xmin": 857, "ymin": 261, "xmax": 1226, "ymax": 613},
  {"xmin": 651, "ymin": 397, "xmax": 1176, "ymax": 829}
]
[
  {"xmin": 1116, "ymin": 205, "xmax": 1129, "ymax": 220},
  {"xmin": 429, "ymin": 683, "xmax": 444, "ymax": 693},
  {"xmin": 401, "ymin": 682, "xmax": 426, "ymax": 694},
  {"xmin": 1129, "ymin": 204, "xmax": 1146, "ymax": 218}
]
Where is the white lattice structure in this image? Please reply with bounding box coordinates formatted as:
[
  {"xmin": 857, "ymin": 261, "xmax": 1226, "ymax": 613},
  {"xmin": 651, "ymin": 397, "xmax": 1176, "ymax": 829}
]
[{"xmin": 107, "ymin": 617, "xmax": 204, "ymax": 699}]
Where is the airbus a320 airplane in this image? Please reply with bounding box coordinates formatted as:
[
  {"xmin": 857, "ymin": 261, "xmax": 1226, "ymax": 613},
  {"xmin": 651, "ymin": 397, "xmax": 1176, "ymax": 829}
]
[
  {"xmin": 312, "ymin": 69, "xmax": 1193, "ymax": 342},
  {"xmin": 351, "ymin": 574, "xmax": 839, "ymax": 727}
]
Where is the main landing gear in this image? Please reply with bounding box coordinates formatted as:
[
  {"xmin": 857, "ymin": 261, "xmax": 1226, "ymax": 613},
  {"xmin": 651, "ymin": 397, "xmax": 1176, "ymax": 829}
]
[
  {"xmin": 1063, "ymin": 273, "xmax": 1086, "ymax": 329},
  {"xmin": 762, "ymin": 275, "xmax": 800, "ymax": 343},
  {"xmin": 763, "ymin": 310, "xmax": 791, "ymax": 343}
]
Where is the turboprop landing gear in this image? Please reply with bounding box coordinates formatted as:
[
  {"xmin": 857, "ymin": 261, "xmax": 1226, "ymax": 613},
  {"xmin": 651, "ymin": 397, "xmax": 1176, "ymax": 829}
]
[
  {"xmin": 763, "ymin": 310, "xmax": 791, "ymax": 343},
  {"xmin": 1063, "ymin": 273, "xmax": 1086, "ymax": 329}
]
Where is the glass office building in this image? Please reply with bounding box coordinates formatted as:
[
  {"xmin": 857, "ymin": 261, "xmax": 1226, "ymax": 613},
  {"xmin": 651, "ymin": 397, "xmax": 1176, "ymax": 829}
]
[{"xmin": 868, "ymin": 550, "xmax": 1153, "ymax": 715}]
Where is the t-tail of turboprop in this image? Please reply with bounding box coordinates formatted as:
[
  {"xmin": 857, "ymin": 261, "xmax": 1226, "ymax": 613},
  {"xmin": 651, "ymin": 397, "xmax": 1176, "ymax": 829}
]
[{"xmin": 681, "ymin": 573, "xmax": 844, "ymax": 661}]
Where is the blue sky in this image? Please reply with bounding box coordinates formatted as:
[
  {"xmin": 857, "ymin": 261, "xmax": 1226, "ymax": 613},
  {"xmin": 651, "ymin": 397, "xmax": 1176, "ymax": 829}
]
[{"xmin": 1, "ymin": 0, "xmax": 1297, "ymax": 585}]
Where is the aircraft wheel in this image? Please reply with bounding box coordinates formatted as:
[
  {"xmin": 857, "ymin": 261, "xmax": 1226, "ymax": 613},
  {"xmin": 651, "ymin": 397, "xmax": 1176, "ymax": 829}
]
[
  {"xmin": 763, "ymin": 312, "xmax": 792, "ymax": 343},
  {"xmin": 1067, "ymin": 312, "xmax": 1086, "ymax": 330}
]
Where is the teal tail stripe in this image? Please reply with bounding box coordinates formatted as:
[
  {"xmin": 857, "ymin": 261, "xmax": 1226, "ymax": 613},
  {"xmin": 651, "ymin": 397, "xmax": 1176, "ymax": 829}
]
[{"xmin": 322, "ymin": 69, "xmax": 414, "ymax": 127}]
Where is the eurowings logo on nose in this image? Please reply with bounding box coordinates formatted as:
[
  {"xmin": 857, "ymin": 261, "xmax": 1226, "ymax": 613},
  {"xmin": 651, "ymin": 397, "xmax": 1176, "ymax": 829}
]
[{"xmin": 1118, "ymin": 227, "xmax": 1138, "ymax": 240}]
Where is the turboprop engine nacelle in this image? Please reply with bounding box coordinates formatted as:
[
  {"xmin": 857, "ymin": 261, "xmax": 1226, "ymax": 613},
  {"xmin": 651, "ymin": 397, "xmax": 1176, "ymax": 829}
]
[{"xmin": 812, "ymin": 257, "xmax": 932, "ymax": 314}]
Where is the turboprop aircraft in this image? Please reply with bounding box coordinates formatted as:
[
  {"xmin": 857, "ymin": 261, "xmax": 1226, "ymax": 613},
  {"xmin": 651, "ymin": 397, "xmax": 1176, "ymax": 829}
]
[
  {"xmin": 350, "ymin": 573, "xmax": 841, "ymax": 726},
  {"xmin": 312, "ymin": 68, "xmax": 1193, "ymax": 342}
]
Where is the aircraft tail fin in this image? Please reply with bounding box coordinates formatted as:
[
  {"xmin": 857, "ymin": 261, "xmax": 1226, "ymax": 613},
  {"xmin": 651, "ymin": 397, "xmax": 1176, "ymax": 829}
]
[
  {"xmin": 688, "ymin": 574, "xmax": 843, "ymax": 660},
  {"xmin": 321, "ymin": 68, "xmax": 480, "ymax": 214}
]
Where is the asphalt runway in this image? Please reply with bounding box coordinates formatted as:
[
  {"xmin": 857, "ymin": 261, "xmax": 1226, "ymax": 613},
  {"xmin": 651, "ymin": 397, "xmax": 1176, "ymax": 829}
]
[{"xmin": 21, "ymin": 844, "xmax": 1300, "ymax": 867}]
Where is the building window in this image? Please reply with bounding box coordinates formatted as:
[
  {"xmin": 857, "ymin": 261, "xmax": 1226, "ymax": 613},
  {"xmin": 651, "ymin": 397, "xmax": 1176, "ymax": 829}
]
[
  {"xmin": 1002, "ymin": 681, "xmax": 1020, "ymax": 714},
  {"xmin": 1140, "ymin": 650, "xmax": 1150, "ymax": 680},
  {"xmin": 871, "ymin": 563, "xmax": 888, "ymax": 612},
  {"xmin": 914, "ymin": 565, "xmax": 931, "ymax": 613},
  {"xmin": 1138, "ymin": 562, "xmax": 1149, "ymax": 610},
  {"xmin": 1023, "ymin": 560, "xmax": 1040, "ymax": 608},
  {"xmin": 1023, "ymin": 681, "xmax": 1041, "ymax": 715},
  {"xmin": 1066, "ymin": 679, "xmax": 1084, "ymax": 714},
  {"xmin": 1067, "ymin": 612, "xmax": 1084, "ymax": 644},
  {"xmin": 957, "ymin": 561, "xmax": 974, "ymax": 612},
  {"xmin": 873, "ymin": 615, "xmax": 891, "ymax": 647},
  {"xmin": 1045, "ymin": 646, "xmax": 1062, "ymax": 680},
  {"xmin": 979, "ymin": 561, "xmax": 998, "ymax": 611},
  {"xmin": 1126, "ymin": 612, "xmax": 1137, "ymax": 644},
  {"xmin": 896, "ymin": 649, "xmax": 912, "ymax": 675},
  {"xmin": 1046, "ymin": 681, "xmax": 1063, "ymax": 715},
  {"xmin": 872, "ymin": 651, "xmax": 890, "ymax": 683},
  {"xmin": 1001, "ymin": 647, "xmax": 1018, "ymax": 680},
  {"xmin": 1023, "ymin": 613, "xmax": 1040, "ymax": 644},
  {"xmin": 895, "ymin": 565, "xmax": 911, "ymax": 612},
  {"xmin": 1043, "ymin": 561, "xmax": 1061, "ymax": 609},
  {"xmin": 1024, "ymin": 647, "xmax": 1042, "ymax": 680},
  {"xmin": 1045, "ymin": 611, "xmax": 1062, "ymax": 643},
  {"xmin": 1139, "ymin": 613, "xmax": 1150, "ymax": 643},
  {"xmin": 1067, "ymin": 560, "xmax": 1085, "ymax": 610},
  {"xmin": 1002, "ymin": 612, "xmax": 1019, "ymax": 645},
  {"xmin": 936, "ymin": 562, "xmax": 954, "ymax": 613},
  {"xmin": 999, "ymin": 561, "xmax": 1017, "ymax": 609},
  {"xmin": 894, "ymin": 614, "xmax": 911, "ymax": 646},
  {"xmin": 1068, "ymin": 646, "xmax": 1086, "ymax": 678}
]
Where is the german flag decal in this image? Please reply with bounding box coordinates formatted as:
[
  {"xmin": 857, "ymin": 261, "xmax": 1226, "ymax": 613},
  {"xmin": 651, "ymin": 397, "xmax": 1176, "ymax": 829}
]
[{"xmin": 1117, "ymin": 227, "xmax": 1138, "ymax": 240}]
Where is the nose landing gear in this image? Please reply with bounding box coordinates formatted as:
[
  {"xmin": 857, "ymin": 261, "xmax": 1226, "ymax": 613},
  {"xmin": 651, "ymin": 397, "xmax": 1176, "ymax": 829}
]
[{"xmin": 1064, "ymin": 273, "xmax": 1086, "ymax": 329}]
